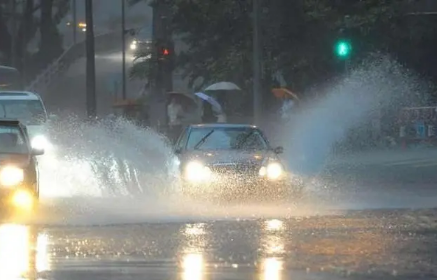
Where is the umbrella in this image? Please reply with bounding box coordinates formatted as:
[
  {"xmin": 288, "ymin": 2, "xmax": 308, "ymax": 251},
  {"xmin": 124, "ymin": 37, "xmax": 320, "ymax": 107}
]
[
  {"xmin": 167, "ymin": 91, "xmax": 198, "ymax": 111},
  {"xmin": 194, "ymin": 92, "xmax": 223, "ymax": 113},
  {"xmin": 272, "ymin": 88, "xmax": 299, "ymax": 100},
  {"xmin": 204, "ymin": 82, "xmax": 241, "ymax": 91}
]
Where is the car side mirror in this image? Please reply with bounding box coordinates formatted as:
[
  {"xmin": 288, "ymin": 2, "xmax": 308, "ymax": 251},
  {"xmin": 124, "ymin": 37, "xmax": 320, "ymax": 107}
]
[
  {"xmin": 31, "ymin": 148, "xmax": 44, "ymax": 156},
  {"xmin": 274, "ymin": 146, "xmax": 284, "ymax": 154}
]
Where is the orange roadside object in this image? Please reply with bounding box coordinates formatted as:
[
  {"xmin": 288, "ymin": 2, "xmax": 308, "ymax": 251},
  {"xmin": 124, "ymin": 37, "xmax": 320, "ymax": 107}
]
[{"xmin": 271, "ymin": 88, "xmax": 299, "ymax": 100}]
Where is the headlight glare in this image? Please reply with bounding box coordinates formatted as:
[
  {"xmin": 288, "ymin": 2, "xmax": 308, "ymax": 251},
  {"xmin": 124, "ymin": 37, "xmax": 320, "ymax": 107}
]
[
  {"xmin": 12, "ymin": 189, "xmax": 34, "ymax": 209},
  {"xmin": 184, "ymin": 161, "xmax": 211, "ymax": 182},
  {"xmin": 31, "ymin": 135, "xmax": 48, "ymax": 150},
  {"xmin": 259, "ymin": 162, "xmax": 283, "ymax": 180},
  {"xmin": 267, "ymin": 162, "xmax": 283, "ymax": 179},
  {"xmin": 0, "ymin": 166, "xmax": 24, "ymax": 186}
]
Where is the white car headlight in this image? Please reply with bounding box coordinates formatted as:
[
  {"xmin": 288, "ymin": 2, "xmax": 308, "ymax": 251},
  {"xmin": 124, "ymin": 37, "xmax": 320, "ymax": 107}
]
[
  {"xmin": 259, "ymin": 162, "xmax": 283, "ymax": 180},
  {"xmin": 0, "ymin": 166, "xmax": 24, "ymax": 186},
  {"xmin": 31, "ymin": 135, "xmax": 49, "ymax": 150},
  {"xmin": 184, "ymin": 161, "xmax": 211, "ymax": 182}
]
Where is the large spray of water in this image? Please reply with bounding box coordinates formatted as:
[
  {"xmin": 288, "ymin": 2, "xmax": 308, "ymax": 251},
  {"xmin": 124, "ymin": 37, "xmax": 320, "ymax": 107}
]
[
  {"xmin": 282, "ymin": 55, "xmax": 432, "ymax": 176},
  {"xmin": 38, "ymin": 116, "xmax": 178, "ymax": 198},
  {"xmin": 28, "ymin": 55, "xmax": 434, "ymax": 225}
]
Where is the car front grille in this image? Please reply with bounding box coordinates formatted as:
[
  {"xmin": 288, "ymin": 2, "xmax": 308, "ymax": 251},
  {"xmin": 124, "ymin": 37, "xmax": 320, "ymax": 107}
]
[{"xmin": 211, "ymin": 163, "xmax": 260, "ymax": 176}]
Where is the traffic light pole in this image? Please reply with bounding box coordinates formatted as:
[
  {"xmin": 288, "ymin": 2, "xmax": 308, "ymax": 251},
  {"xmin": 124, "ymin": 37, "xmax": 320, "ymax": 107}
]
[
  {"xmin": 10, "ymin": 0, "xmax": 16, "ymax": 68},
  {"xmin": 149, "ymin": 0, "xmax": 173, "ymax": 131},
  {"xmin": 85, "ymin": 0, "xmax": 96, "ymax": 118},
  {"xmin": 72, "ymin": 0, "xmax": 77, "ymax": 44},
  {"xmin": 344, "ymin": 58, "xmax": 350, "ymax": 75},
  {"xmin": 121, "ymin": 0, "xmax": 127, "ymax": 100},
  {"xmin": 252, "ymin": 0, "xmax": 262, "ymax": 125}
]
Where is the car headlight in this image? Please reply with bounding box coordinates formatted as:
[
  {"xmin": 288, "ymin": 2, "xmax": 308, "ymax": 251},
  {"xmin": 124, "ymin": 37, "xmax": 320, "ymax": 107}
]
[
  {"xmin": 184, "ymin": 161, "xmax": 211, "ymax": 182},
  {"xmin": 259, "ymin": 162, "xmax": 283, "ymax": 180},
  {"xmin": 31, "ymin": 135, "xmax": 49, "ymax": 150},
  {"xmin": 12, "ymin": 189, "xmax": 34, "ymax": 209},
  {"xmin": 0, "ymin": 166, "xmax": 24, "ymax": 186}
]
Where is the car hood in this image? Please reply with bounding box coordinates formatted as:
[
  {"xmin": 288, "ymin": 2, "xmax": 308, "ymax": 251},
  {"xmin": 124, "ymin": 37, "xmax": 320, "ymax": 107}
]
[
  {"xmin": 180, "ymin": 150, "xmax": 276, "ymax": 165},
  {"xmin": 0, "ymin": 154, "xmax": 31, "ymax": 167}
]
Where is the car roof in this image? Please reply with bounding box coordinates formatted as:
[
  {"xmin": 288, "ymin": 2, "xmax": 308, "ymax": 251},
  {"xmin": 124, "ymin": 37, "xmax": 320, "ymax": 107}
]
[
  {"xmin": 189, "ymin": 123, "xmax": 258, "ymax": 129},
  {"xmin": 0, "ymin": 90, "xmax": 42, "ymax": 100}
]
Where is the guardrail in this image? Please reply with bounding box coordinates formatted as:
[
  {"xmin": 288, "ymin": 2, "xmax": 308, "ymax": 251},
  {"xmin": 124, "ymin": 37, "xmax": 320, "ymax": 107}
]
[{"xmin": 25, "ymin": 29, "xmax": 124, "ymax": 95}]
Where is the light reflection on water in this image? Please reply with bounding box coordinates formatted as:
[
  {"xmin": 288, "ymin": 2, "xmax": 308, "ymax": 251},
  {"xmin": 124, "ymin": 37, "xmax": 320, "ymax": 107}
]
[
  {"xmin": 259, "ymin": 219, "xmax": 285, "ymax": 280},
  {"xmin": 0, "ymin": 224, "xmax": 50, "ymax": 279},
  {"xmin": 180, "ymin": 223, "xmax": 207, "ymax": 280},
  {"xmin": 262, "ymin": 258, "xmax": 283, "ymax": 280},
  {"xmin": 177, "ymin": 220, "xmax": 286, "ymax": 280},
  {"xmin": 182, "ymin": 253, "xmax": 204, "ymax": 280}
]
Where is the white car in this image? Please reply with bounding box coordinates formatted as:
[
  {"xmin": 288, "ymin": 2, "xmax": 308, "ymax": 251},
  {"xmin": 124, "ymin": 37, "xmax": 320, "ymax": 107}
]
[{"xmin": 0, "ymin": 90, "xmax": 53, "ymax": 150}]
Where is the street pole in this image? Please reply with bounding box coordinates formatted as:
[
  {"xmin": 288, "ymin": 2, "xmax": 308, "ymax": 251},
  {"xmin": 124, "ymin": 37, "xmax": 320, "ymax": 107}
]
[
  {"xmin": 10, "ymin": 0, "xmax": 16, "ymax": 68},
  {"xmin": 121, "ymin": 0, "xmax": 127, "ymax": 100},
  {"xmin": 85, "ymin": 0, "xmax": 96, "ymax": 118},
  {"xmin": 344, "ymin": 58, "xmax": 350, "ymax": 76},
  {"xmin": 21, "ymin": 1, "xmax": 27, "ymax": 83},
  {"xmin": 147, "ymin": 0, "xmax": 174, "ymax": 131},
  {"xmin": 72, "ymin": 0, "xmax": 77, "ymax": 44},
  {"xmin": 252, "ymin": 0, "xmax": 262, "ymax": 125}
]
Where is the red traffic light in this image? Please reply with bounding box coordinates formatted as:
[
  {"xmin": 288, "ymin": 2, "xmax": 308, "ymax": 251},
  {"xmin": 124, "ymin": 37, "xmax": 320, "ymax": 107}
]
[{"xmin": 163, "ymin": 48, "xmax": 169, "ymax": 55}]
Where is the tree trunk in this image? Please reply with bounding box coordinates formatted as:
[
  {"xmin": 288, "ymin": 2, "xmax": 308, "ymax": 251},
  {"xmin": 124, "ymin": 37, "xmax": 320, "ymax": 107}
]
[
  {"xmin": 39, "ymin": 0, "xmax": 62, "ymax": 63},
  {"xmin": 15, "ymin": 0, "xmax": 36, "ymax": 71}
]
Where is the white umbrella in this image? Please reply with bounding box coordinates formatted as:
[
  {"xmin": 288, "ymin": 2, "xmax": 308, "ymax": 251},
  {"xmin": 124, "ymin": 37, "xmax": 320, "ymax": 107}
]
[
  {"xmin": 204, "ymin": 82, "xmax": 241, "ymax": 91},
  {"xmin": 194, "ymin": 92, "xmax": 223, "ymax": 113}
]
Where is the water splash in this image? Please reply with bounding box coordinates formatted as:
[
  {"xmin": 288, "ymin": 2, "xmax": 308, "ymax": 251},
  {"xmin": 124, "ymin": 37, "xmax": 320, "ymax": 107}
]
[
  {"xmin": 282, "ymin": 55, "xmax": 433, "ymax": 176},
  {"xmin": 25, "ymin": 55, "xmax": 436, "ymax": 226},
  {"xmin": 38, "ymin": 116, "xmax": 178, "ymax": 198}
]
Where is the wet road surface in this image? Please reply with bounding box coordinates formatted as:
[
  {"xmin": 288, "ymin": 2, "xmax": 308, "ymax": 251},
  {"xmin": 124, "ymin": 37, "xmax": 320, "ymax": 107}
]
[
  {"xmin": 3, "ymin": 149, "xmax": 437, "ymax": 280},
  {"xmin": 3, "ymin": 208, "xmax": 437, "ymax": 280}
]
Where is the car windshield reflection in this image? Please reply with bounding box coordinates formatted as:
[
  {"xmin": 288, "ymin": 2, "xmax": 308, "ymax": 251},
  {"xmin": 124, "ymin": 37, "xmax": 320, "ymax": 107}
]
[{"xmin": 186, "ymin": 127, "xmax": 269, "ymax": 151}]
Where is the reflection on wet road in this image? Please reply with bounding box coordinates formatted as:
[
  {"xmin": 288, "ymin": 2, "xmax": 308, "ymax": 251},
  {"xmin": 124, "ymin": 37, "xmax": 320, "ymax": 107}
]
[
  {"xmin": 4, "ymin": 209, "xmax": 437, "ymax": 280},
  {"xmin": 0, "ymin": 224, "xmax": 49, "ymax": 279}
]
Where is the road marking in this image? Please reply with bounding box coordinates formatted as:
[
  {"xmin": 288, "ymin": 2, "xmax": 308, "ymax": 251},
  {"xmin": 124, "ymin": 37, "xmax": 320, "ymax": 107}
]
[
  {"xmin": 382, "ymin": 158, "xmax": 436, "ymax": 166},
  {"xmin": 412, "ymin": 160, "xmax": 437, "ymax": 167}
]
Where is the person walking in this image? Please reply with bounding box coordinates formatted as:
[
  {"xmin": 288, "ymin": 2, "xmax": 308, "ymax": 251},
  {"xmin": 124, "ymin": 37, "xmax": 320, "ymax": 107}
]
[{"xmin": 167, "ymin": 97, "xmax": 184, "ymax": 143}]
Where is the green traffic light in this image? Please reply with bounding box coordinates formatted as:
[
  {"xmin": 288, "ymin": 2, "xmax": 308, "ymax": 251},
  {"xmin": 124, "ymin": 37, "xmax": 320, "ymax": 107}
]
[{"xmin": 335, "ymin": 40, "xmax": 351, "ymax": 58}]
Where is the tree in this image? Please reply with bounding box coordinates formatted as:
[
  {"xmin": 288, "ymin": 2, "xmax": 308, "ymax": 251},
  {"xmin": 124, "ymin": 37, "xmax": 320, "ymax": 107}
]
[
  {"xmin": 130, "ymin": 0, "xmax": 434, "ymax": 100},
  {"xmin": 39, "ymin": 0, "xmax": 69, "ymax": 61},
  {"xmin": 0, "ymin": 0, "xmax": 70, "ymax": 81}
]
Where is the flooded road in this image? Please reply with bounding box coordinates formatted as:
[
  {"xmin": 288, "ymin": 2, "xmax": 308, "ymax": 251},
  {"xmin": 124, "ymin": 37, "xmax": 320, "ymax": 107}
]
[
  {"xmin": 5, "ymin": 208, "xmax": 437, "ymax": 280},
  {"xmin": 4, "ymin": 148, "xmax": 437, "ymax": 280}
]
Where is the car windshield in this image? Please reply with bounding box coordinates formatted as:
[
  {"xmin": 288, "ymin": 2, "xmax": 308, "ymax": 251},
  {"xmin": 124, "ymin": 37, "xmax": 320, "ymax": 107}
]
[
  {"xmin": 0, "ymin": 100, "xmax": 46, "ymax": 125},
  {"xmin": 0, "ymin": 125, "xmax": 28, "ymax": 154},
  {"xmin": 186, "ymin": 127, "xmax": 269, "ymax": 150}
]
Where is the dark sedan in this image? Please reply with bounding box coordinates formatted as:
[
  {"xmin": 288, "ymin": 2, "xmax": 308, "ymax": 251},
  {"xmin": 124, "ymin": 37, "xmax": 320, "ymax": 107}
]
[
  {"xmin": 0, "ymin": 120, "xmax": 43, "ymax": 211},
  {"xmin": 174, "ymin": 124, "xmax": 301, "ymax": 200}
]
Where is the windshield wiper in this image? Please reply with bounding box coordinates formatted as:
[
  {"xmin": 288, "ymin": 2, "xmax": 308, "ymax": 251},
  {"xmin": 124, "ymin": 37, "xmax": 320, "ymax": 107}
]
[
  {"xmin": 194, "ymin": 129, "xmax": 215, "ymax": 149},
  {"xmin": 236, "ymin": 130, "xmax": 255, "ymax": 149}
]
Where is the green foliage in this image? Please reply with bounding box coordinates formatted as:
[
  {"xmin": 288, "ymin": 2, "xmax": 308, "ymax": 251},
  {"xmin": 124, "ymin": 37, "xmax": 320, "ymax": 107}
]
[
  {"xmin": 0, "ymin": 0, "xmax": 70, "ymax": 74},
  {"xmin": 130, "ymin": 0, "xmax": 433, "ymax": 95}
]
